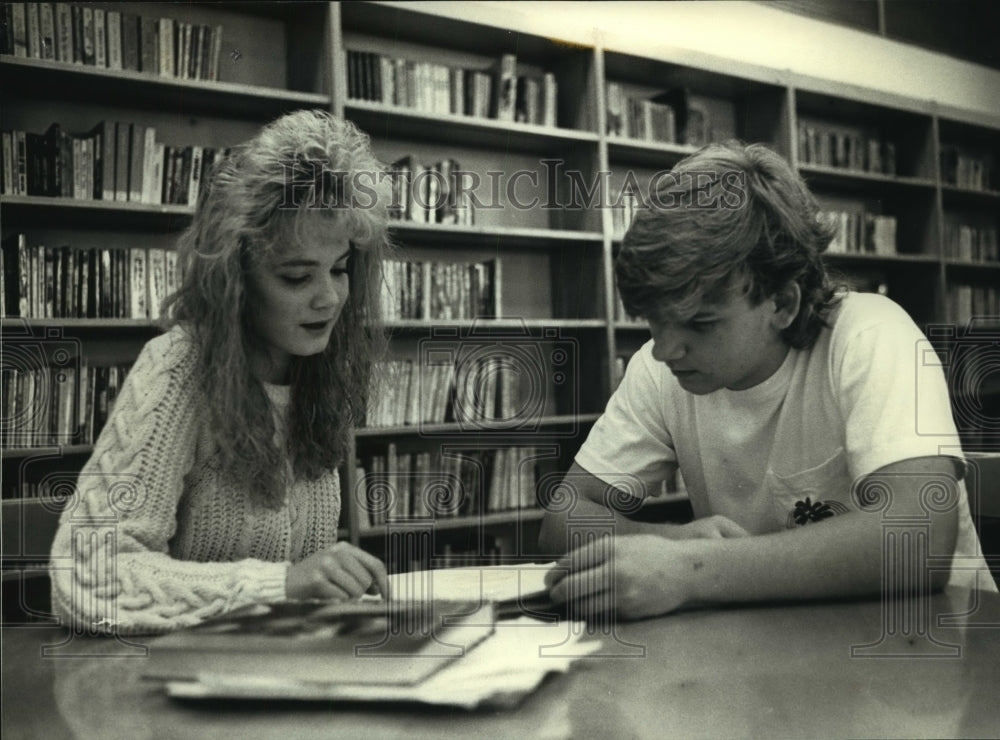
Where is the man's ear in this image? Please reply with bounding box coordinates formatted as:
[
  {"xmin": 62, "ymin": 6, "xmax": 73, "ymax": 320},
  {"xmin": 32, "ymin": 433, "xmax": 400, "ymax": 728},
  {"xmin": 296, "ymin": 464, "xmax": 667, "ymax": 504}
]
[{"xmin": 771, "ymin": 281, "xmax": 801, "ymax": 331}]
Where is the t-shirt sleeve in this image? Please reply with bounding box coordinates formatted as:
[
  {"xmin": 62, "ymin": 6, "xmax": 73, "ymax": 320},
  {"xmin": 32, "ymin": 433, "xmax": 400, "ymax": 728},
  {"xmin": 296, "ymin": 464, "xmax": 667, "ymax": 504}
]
[
  {"xmin": 574, "ymin": 341, "xmax": 676, "ymax": 498},
  {"xmin": 49, "ymin": 332, "xmax": 289, "ymax": 635},
  {"xmin": 833, "ymin": 298, "xmax": 962, "ymax": 479}
]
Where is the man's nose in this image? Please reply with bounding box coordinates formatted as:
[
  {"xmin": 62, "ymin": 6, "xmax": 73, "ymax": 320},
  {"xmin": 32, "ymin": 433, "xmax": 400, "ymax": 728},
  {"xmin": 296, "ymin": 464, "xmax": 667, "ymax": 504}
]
[{"xmin": 651, "ymin": 327, "xmax": 686, "ymax": 363}]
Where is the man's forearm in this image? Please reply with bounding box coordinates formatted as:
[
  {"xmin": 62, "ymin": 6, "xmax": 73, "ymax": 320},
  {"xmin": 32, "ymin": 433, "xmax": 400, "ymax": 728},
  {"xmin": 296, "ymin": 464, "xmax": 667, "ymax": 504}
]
[{"xmin": 682, "ymin": 509, "xmax": 951, "ymax": 606}]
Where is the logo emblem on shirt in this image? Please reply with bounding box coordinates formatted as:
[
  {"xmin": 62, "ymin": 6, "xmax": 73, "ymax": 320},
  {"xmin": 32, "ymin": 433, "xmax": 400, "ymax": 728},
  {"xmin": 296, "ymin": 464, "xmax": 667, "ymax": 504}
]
[{"xmin": 788, "ymin": 497, "xmax": 849, "ymax": 527}]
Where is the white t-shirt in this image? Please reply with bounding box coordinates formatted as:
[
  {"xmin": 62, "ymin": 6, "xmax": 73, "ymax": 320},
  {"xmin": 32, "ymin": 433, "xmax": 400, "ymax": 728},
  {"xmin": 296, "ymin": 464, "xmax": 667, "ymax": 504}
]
[{"xmin": 576, "ymin": 292, "xmax": 994, "ymax": 592}]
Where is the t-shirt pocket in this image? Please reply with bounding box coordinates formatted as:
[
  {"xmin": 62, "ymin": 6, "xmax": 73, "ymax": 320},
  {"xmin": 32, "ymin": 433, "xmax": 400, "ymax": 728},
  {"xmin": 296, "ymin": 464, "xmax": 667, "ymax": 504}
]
[{"xmin": 764, "ymin": 447, "xmax": 852, "ymax": 529}]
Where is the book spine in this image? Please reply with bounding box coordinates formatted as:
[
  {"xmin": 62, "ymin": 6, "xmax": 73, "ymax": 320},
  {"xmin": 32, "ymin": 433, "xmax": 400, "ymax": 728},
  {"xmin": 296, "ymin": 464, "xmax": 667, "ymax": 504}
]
[
  {"xmin": 38, "ymin": 2, "xmax": 55, "ymax": 60},
  {"xmin": 158, "ymin": 17, "xmax": 173, "ymax": 77},
  {"xmin": 128, "ymin": 123, "xmax": 144, "ymax": 202},
  {"xmin": 209, "ymin": 24, "xmax": 221, "ymax": 81},
  {"xmin": 139, "ymin": 15, "xmax": 157, "ymax": 73},
  {"xmin": 81, "ymin": 5, "xmax": 94, "ymax": 65},
  {"xmin": 140, "ymin": 125, "xmax": 157, "ymax": 203},
  {"xmin": 186, "ymin": 145, "xmax": 202, "ymax": 206},
  {"xmin": 121, "ymin": 13, "xmax": 138, "ymax": 71},
  {"xmin": 11, "ymin": 2, "xmax": 27, "ymax": 57},
  {"xmin": 98, "ymin": 121, "xmax": 114, "ymax": 200},
  {"xmin": 494, "ymin": 53, "xmax": 517, "ymax": 121},
  {"xmin": 15, "ymin": 130, "xmax": 28, "ymax": 195},
  {"xmin": 93, "ymin": 7, "xmax": 105, "ymax": 67},
  {"xmin": 53, "ymin": 2, "xmax": 71, "ymax": 63},
  {"xmin": 115, "ymin": 121, "xmax": 130, "ymax": 202},
  {"xmin": 26, "ymin": 1, "xmax": 41, "ymax": 58},
  {"xmin": 1, "ymin": 131, "xmax": 13, "ymax": 196},
  {"xmin": 105, "ymin": 9, "xmax": 121, "ymax": 70}
]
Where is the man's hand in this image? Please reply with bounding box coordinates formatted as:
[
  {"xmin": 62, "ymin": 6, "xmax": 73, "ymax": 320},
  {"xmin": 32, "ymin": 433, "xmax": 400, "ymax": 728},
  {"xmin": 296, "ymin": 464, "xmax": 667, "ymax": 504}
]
[
  {"xmin": 672, "ymin": 514, "xmax": 750, "ymax": 540},
  {"xmin": 286, "ymin": 542, "xmax": 389, "ymax": 601},
  {"xmin": 544, "ymin": 534, "xmax": 703, "ymax": 620}
]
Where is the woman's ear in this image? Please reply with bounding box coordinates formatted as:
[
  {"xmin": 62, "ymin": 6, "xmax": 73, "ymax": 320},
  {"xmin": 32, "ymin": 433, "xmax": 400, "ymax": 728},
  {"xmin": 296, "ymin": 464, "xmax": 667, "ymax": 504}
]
[{"xmin": 771, "ymin": 281, "xmax": 801, "ymax": 331}]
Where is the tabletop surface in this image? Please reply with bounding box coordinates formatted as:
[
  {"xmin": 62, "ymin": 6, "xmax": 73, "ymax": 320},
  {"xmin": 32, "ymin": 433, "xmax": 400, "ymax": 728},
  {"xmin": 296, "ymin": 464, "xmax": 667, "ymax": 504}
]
[{"xmin": 3, "ymin": 587, "xmax": 999, "ymax": 740}]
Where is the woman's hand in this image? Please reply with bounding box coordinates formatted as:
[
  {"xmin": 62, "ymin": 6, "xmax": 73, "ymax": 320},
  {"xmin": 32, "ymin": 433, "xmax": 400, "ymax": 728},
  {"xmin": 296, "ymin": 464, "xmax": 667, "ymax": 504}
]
[
  {"xmin": 286, "ymin": 542, "xmax": 389, "ymax": 601},
  {"xmin": 544, "ymin": 534, "xmax": 705, "ymax": 621}
]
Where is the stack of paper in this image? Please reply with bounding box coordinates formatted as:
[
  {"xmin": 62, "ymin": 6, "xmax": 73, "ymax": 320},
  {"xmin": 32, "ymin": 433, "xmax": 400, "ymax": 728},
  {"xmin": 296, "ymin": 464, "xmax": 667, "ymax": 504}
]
[
  {"xmin": 155, "ymin": 563, "xmax": 597, "ymax": 708},
  {"xmin": 165, "ymin": 616, "xmax": 600, "ymax": 708}
]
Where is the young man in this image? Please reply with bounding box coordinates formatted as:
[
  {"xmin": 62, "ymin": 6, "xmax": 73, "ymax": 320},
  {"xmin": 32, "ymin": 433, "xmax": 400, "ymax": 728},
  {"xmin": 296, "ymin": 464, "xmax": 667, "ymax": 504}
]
[{"xmin": 538, "ymin": 142, "xmax": 995, "ymax": 619}]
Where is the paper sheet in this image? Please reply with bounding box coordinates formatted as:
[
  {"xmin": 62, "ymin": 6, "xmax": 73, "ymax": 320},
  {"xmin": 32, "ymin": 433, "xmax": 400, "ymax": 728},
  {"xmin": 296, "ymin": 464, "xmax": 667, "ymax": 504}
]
[{"xmin": 386, "ymin": 562, "xmax": 557, "ymax": 604}]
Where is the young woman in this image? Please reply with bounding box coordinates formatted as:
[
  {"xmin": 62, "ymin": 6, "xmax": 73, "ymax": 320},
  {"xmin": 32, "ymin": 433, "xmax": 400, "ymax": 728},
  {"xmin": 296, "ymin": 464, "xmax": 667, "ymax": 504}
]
[{"xmin": 50, "ymin": 110, "xmax": 392, "ymax": 634}]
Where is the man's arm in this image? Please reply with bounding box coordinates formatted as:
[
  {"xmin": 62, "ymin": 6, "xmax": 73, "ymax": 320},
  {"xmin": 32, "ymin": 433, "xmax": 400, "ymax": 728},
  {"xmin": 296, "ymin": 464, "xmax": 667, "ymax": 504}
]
[
  {"xmin": 537, "ymin": 462, "xmax": 749, "ymax": 556},
  {"xmin": 545, "ymin": 456, "xmax": 960, "ymax": 619}
]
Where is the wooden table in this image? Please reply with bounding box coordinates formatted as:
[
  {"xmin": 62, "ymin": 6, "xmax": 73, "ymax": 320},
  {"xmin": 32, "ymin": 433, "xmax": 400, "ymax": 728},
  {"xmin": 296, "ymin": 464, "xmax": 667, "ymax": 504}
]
[{"xmin": 3, "ymin": 587, "xmax": 999, "ymax": 739}]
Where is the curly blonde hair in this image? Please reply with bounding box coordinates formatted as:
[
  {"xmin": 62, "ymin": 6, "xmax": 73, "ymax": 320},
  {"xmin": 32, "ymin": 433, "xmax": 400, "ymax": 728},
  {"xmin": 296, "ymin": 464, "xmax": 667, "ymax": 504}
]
[{"xmin": 162, "ymin": 110, "xmax": 391, "ymax": 507}]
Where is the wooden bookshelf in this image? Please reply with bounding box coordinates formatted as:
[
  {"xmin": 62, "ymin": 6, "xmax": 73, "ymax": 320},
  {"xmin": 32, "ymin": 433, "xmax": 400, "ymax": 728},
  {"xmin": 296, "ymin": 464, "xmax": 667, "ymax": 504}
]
[{"xmin": 3, "ymin": 1, "xmax": 999, "ymax": 582}]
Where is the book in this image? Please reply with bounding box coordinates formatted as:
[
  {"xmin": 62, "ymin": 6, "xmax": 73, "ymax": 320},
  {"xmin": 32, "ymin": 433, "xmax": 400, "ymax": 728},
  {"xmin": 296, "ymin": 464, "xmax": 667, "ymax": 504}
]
[
  {"xmin": 38, "ymin": 2, "xmax": 55, "ymax": 60},
  {"xmin": 494, "ymin": 53, "xmax": 517, "ymax": 121},
  {"xmin": 80, "ymin": 4, "xmax": 94, "ymax": 65},
  {"xmin": 144, "ymin": 598, "xmax": 495, "ymax": 686},
  {"xmin": 53, "ymin": 2, "xmax": 71, "ymax": 63},
  {"xmin": 121, "ymin": 12, "xmax": 139, "ymax": 72},
  {"xmin": 105, "ymin": 9, "xmax": 121, "ymax": 70},
  {"xmin": 138, "ymin": 15, "xmax": 157, "ymax": 73},
  {"xmin": 93, "ymin": 7, "xmax": 105, "ymax": 68}
]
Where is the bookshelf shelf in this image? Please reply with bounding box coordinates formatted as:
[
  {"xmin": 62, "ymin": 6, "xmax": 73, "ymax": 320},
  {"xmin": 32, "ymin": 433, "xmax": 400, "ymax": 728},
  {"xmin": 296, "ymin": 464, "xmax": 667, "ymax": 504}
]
[
  {"xmin": 354, "ymin": 413, "xmax": 602, "ymax": 439},
  {"xmin": 384, "ymin": 318, "xmax": 607, "ymax": 332},
  {"xmin": 0, "ymin": 318, "xmax": 159, "ymax": 330},
  {"xmin": 1, "ymin": 445, "xmax": 95, "ymax": 461},
  {"xmin": 799, "ymin": 164, "xmax": 938, "ymax": 193},
  {"xmin": 606, "ymin": 138, "xmax": 700, "ymax": 168},
  {"xmin": 356, "ymin": 508, "xmax": 545, "ymax": 538},
  {"xmin": 0, "ymin": 195, "xmax": 194, "ymax": 229},
  {"xmin": 822, "ymin": 253, "xmax": 940, "ymax": 266},
  {"xmin": 940, "ymin": 185, "xmax": 1000, "ymax": 208},
  {"xmin": 345, "ymin": 100, "xmax": 599, "ymax": 152},
  {"xmin": 944, "ymin": 259, "xmax": 1000, "ymax": 270},
  {"xmin": 388, "ymin": 221, "xmax": 603, "ymax": 248},
  {"xmin": 0, "ymin": 55, "xmax": 331, "ymax": 120}
]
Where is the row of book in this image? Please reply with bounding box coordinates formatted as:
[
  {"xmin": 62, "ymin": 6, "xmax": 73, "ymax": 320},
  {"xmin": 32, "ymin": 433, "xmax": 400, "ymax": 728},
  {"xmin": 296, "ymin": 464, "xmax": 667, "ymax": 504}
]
[
  {"xmin": 368, "ymin": 354, "xmax": 550, "ymax": 429},
  {"xmin": 820, "ymin": 210, "xmax": 897, "ymax": 256},
  {"xmin": 605, "ymin": 84, "xmax": 709, "ymax": 147},
  {"xmin": 380, "ymin": 258, "xmax": 499, "ymax": 321},
  {"xmin": 1, "ymin": 236, "xmax": 180, "ymax": 320},
  {"xmin": 356, "ymin": 445, "xmax": 545, "ymax": 527},
  {"xmin": 940, "ymin": 145, "xmax": 996, "ymax": 192},
  {"xmin": 388, "ymin": 156, "xmax": 475, "ymax": 225},
  {"xmin": 1, "ymin": 362, "xmax": 131, "ymax": 450},
  {"xmin": 949, "ymin": 285, "xmax": 999, "ymax": 325},
  {"xmin": 798, "ymin": 122, "xmax": 897, "ymax": 176},
  {"xmin": 2, "ymin": 3, "xmax": 222, "ymax": 81},
  {"xmin": 1, "ymin": 122, "xmax": 224, "ymax": 206},
  {"xmin": 347, "ymin": 50, "xmax": 558, "ymax": 126},
  {"xmin": 943, "ymin": 224, "xmax": 999, "ymax": 263}
]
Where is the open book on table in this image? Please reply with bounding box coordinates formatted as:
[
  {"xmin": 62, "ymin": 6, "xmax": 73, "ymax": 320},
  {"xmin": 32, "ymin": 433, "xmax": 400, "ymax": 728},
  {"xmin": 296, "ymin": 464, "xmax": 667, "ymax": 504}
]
[{"xmin": 386, "ymin": 561, "xmax": 559, "ymax": 618}]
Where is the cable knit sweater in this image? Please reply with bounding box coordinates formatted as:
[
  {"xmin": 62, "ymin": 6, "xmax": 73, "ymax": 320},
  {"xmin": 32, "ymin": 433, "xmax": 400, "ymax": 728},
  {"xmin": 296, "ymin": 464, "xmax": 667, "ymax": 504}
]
[{"xmin": 49, "ymin": 325, "xmax": 342, "ymax": 634}]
